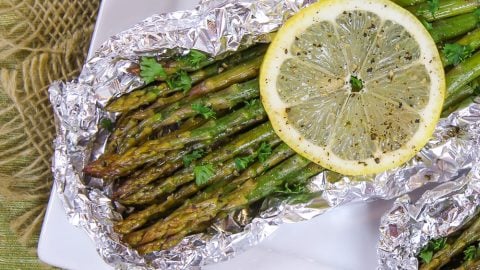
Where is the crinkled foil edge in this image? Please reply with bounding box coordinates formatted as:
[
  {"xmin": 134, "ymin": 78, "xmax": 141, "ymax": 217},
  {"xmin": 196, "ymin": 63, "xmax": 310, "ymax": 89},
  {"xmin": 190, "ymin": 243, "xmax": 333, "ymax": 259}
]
[
  {"xmin": 377, "ymin": 135, "xmax": 480, "ymax": 269},
  {"xmin": 48, "ymin": 0, "xmax": 480, "ymax": 268}
]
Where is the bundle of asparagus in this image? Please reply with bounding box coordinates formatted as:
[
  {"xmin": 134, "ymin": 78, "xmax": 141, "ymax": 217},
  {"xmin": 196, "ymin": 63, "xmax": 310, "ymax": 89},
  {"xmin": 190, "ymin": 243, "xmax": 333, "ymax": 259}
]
[
  {"xmin": 83, "ymin": 0, "xmax": 480, "ymax": 255},
  {"xmin": 416, "ymin": 213, "xmax": 480, "ymax": 270}
]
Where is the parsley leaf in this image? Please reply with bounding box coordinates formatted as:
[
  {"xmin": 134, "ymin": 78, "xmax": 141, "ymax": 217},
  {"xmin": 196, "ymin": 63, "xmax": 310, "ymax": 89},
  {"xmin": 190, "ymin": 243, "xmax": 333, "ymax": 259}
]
[
  {"xmin": 418, "ymin": 237, "xmax": 447, "ymax": 264},
  {"xmin": 179, "ymin": 50, "xmax": 208, "ymax": 69},
  {"xmin": 350, "ymin": 76, "xmax": 364, "ymax": 92},
  {"xmin": 427, "ymin": 0, "xmax": 440, "ymax": 18},
  {"xmin": 431, "ymin": 238, "xmax": 447, "ymax": 250},
  {"xmin": 166, "ymin": 70, "xmax": 192, "ymax": 93},
  {"xmin": 443, "ymin": 44, "xmax": 473, "ymax": 66},
  {"xmin": 194, "ymin": 164, "xmax": 214, "ymax": 186},
  {"xmin": 244, "ymin": 99, "xmax": 260, "ymax": 107},
  {"xmin": 277, "ymin": 182, "xmax": 308, "ymax": 195},
  {"xmin": 183, "ymin": 149, "xmax": 205, "ymax": 167},
  {"xmin": 100, "ymin": 118, "xmax": 114, "ymax": 132},
  {"xmin": 475, "ymin": 8, "xmax": 480, "ymax": 19},
  {"xmin": 464, "ymin": 245, "xmax": 478, "ymax": 261},
  {"xmin": 419, "ymin": 250, "xmax": 434, "ymax": 264},
  {"xmin": 192, "ymin": 103, "xmax": 216, "ymax": 119},
  {"xmin": 235, "ymin": 156, "xmax": 255, "ymax": 170},
  {"xmin": 257, "ymin": 142, "xmax": 272, "ymax": 163},
  {"xmin": 140, "ymin": 57, "xmax": 167, "ymax": 84}
]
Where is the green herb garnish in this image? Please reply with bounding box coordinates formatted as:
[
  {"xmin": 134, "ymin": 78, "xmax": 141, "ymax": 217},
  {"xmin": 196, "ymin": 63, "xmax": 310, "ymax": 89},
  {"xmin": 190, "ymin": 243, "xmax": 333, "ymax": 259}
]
[
  {"xmin": 139, "ymin": 57, "xmax": 167, "ymax": 84},
  {"xmin": 192, "ymin": 103, "xmax": 216, "ymax": 119},
  {"xmin": 183, "ymin": 149, "xmax": 205, "ymax": 166},
  {"xmin": 427, "ymin": 0, "xmax": 440, "ymax": 18},
  {"xmin": 166, "ymin": 70, "xmax": 192, "ymax": 92},
  {"xmin": 257, "ymin": 142, "xmax": 272, "ymax": 163},
  {"xmin": 100, "ymin": 118, "xmax": 114, "ymax": 132},
  {"xmin": 464, "ymin": 245, "xmax": 479, "ymax": 261},
  {"xmin": 244, "ymin": 99, "xmax": 260, "ymax": 107},
  {"xmin": 234, "ymin": 156, "xmax": 255, "ymax": 170},
  {"xmin": 419, "ymin": 237, "xmax": 447, "ymax": 264},
  {"xmin": 443, "ymin": 44, "xmax": 473, "ymax": 66},
  {"xmin": 194, "ymin": 164, "xmax": 215, "ymax": 186},
  {"xmin": 179, "ymin": 50, "xmax": 208, "ymax": 69},
  {"xmin": 350, "ymin": 76, "xmax": 364, "ymax": 92}
]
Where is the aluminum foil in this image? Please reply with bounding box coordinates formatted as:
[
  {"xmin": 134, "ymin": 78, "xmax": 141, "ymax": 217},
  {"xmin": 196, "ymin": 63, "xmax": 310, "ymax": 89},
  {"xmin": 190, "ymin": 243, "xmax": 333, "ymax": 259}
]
[
  {"xmin": 48, "ymin": 0, "xmax": 480, "ymax": 268},
  {"xmin": 377, "ymin": 139, "xmax": 480, "ymax": 270}
]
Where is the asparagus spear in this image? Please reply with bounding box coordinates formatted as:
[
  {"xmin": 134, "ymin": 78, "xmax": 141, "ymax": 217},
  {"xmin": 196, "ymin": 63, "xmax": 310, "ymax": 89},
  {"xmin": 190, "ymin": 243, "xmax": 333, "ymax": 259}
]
[
  {"xmin": 428, "ymin": 12, "xmax": 480, "ymax": 43},
  {"xmin": 408, "ymin": 0, "xmax": 480, "ymax": 22},
  {"xmin": 455, "ymin": 258, "xmax": 480, "ymax": 270},
  {"xmin": 446, "ymin": 51, "xmax": 480, "ymax": 98},
  {"xmin": 106, "ymin": 44, "xmax": 268, "ymax": 113},
  {"xmin": 420, "ymin": 215, "xmax": 480, "ymax": 270},
  {"xmin": 118, "ymin": 122, "xmax": 280, "ymax": 205},
  {"xmin": 442, "ymin": 82, "xmax": 478, "ymax": 116},
  {"xmin": 135, "ymin": 160, "xmax": 323, "ymax": 254},
  {"xmin": 114, "ymin": 133, "xmax": 211, "ymax": 200},
  {"xmin": 118, "ymin": 79, "xmax": 260, "ymax": 152},
  {"xmin": 187, "ymin": 55, "xmax": 263, "ymax": 98},
  {"xmin": 391, "ymin": 0, "xmax": 426, "ymax": 7},
  {"xmin": 85, "ymin": 100, "xmax": 267, "ymax": 178},
  {"xmin": 114, "ymin": 142, "xmax": 292, "ymax": 234},
  {"xmin": 441, "ymin": 29, "xmax": 480, "ymax": 67}
]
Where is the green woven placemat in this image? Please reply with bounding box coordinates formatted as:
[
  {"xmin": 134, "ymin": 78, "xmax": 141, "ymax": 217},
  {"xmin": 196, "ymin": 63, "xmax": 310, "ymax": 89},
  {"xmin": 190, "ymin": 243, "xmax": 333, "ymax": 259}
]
[{"xmin": 0, "ymin": 1, "xmax": 100, "ymax": 268}]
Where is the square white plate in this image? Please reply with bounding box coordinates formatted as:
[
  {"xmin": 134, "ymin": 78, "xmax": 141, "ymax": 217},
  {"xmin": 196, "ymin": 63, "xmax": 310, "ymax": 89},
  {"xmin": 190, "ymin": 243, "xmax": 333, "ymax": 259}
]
[{"xmin": 38, "ymin": 1, "xmax": 399, "ymax": 269}]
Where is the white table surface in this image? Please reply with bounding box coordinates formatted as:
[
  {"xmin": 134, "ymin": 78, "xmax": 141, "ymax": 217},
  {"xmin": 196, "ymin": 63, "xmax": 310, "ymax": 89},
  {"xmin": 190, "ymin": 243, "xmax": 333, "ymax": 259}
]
[{"xmin": 38, "ymin": 1, "xmax": 398, "ymax": 269}]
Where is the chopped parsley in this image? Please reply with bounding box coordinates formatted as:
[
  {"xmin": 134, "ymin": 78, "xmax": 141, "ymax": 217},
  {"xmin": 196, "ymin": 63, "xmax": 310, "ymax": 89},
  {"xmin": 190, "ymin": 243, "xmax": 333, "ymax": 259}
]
[
  {"xmin": 100, "ymin": 118, "xmax": 114, "ymax": 132},
  {"xmin": 427, "ymin": 0, "xmax": 440, "ymax": 18},
  {"xmin": 192, "ymin": 103, "xmax": 216, "ymax": 119},
  {"xmin": 178, "ymin": 50, "xmax": 208, "ymax": 69},
  {"xmin": 464, "ymin": 244, "xmax": 479, "ymax": 262},
  {"xmin": 234, "ymin": 156, "xmax": 255, "ymax": 170},
  {"xmin": 194, "ymin": 164, "xmax": 215, "ymax": 186},
  {"xmin": 183, "ymin": 149, "xmax": 205, "ymax": 167},
  {"xmin": 244, "ymin": 99, "xmax": 260, "ymax": 107},
  {"xmin": 418, "ymin": 237, "xmax": 447, "ymax": 264},
  {"xmin": 139, "ymin": 57, "xmax": 167, "ymax": 84},
  {"xmin": 257, "ymin": 142, "xmax": 273, "ymax": 163},
  {"xmin": 166, "ymin": 70, "xmax": 192, "ymax": 93},
  {"xmin": 443, "ymin": 44, "xmax": 473, "ymax": 66}
]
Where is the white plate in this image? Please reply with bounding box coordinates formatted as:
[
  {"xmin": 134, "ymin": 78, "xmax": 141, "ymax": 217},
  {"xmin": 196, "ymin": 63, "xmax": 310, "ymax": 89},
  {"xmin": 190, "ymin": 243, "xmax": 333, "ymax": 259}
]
[{"xmin": 38, "ymin": 1, "xmax": 397, "ymax": 269}]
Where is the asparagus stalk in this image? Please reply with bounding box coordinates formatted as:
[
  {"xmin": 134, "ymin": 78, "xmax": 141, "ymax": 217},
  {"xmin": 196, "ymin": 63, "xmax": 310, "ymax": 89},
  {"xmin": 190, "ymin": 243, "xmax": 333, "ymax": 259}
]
[
  {"xmin": 105, "ymin": 114, "xmax": 139, "ymax": 154},
  {"xmin": 118, "ymin": 79, "xmax": 260, "ymax": 152},
  {"xmin": 106, "ymin": 44, "xmax": 267, "ymax": 113},
  {"xmin": 408, "ymin": 0, "xmax": 480, "ymax": 22},
  {"xmin": 113, "ymin": 126, "xmax": 214, "ymax": 200},
  {"xmin": 390, "ymin": 0, "xmax": 426, "ymax": 7},
  {"xmin": 442, "ymin": 82, "xmax": 478, "ymax": 117},
  {"xmin": 446, "ymin": 51, "xmax": 480, "ymax": 98},
  {"xmin": 420, "ymin": 215, "xmax": 480, "ymax": 270},
  {"xmin": 84, "ymin": 100, "xmax": 267, "ymax": 178},
  {"xmin": 429, "ymin": 12, "xmax": 480, "ymax": 43},
  {"xmin": 114, "ymin": 142, "xmax": 292, "ymax": 234},
  {"xmin": 119, "ymin": 122, "xmax": 280, "ymax": 205},
  {"xmin": 122, "ymin": 154, "xmax": 312, "ymax": 246},
  {"xmin": 187, "ymin": 56, "xmax": 263, "ymax": 98},
  {"xmin": 134, "ymin": 159, "xmax": 323, "ymax": 254},
  {"xmin": 455, "ymin": 258, "xmax": 480, "ymax": 270}
]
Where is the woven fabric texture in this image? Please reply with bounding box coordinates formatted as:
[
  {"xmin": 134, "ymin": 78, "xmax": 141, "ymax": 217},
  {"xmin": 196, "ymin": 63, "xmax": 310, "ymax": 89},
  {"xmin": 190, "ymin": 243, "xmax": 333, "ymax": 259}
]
[{"xmin": 0, "ymin": 0, "xmax": 99, "ymax": 268}]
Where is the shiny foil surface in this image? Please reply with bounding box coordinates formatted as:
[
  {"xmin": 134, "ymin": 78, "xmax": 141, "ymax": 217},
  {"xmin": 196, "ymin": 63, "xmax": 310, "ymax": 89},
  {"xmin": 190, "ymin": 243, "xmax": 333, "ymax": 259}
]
[
  {"xmin": 377, "ymin": 116, "xmax": 480, "ymax": 269},
  {"xmin": 48, "ymin": 0, "xmax": 480, "ymax": 268}
]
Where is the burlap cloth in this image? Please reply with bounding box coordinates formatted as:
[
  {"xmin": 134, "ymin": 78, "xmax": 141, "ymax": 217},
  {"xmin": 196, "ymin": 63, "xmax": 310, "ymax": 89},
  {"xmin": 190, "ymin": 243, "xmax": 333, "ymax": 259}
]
[{"xmin": 0, "ymin": 0, "xmax": 99, "ymax": 268}]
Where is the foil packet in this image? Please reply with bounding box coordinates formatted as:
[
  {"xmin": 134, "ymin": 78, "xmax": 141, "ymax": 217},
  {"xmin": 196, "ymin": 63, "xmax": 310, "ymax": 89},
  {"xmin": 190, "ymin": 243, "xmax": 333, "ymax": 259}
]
[
  {"xmin": 48, "ymin": 0, "xmax": 480, "ymax": 268},
  {"xmin": 377, "ymin": 139, "xmax": 480, "ymax": 270}
]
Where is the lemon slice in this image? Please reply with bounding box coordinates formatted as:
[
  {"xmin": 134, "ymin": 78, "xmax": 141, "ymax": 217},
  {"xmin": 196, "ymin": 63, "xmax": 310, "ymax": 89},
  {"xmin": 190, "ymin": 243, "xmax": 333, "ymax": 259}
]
[{"xmin": 260, "ymin": 0, "xmax": 445, "ymax": 175}]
